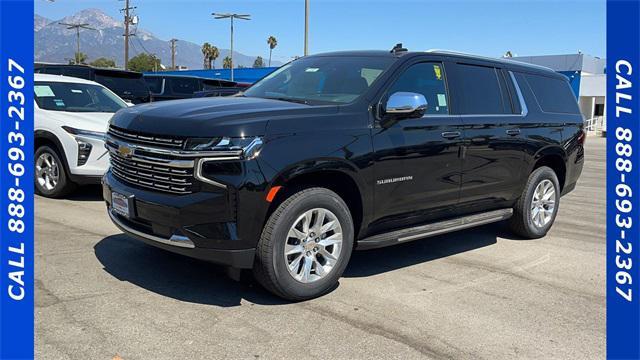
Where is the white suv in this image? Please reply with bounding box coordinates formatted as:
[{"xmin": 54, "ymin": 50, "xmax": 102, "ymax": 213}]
[{"xmin": 34, "ymin": 74, "xmax": 128, "ymax": 197}]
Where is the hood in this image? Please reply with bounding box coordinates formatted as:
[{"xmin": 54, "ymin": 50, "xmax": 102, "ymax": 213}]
[
  {"xmin": 109, "ymin": 96, "xmax": 338, "ymax": 137},
  {"xmin": 39, "ymin": 110, "xmax": 114, "ymax": 133}
]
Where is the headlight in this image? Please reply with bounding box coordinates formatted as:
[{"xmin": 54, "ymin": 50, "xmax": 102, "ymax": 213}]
[
  {"xmin": 62, "ymin": 126, "xmax": 106, "ymax": 141},
  {"xmin": 184, "ymin": 136, "xmax": 263, "ymax": 159}
]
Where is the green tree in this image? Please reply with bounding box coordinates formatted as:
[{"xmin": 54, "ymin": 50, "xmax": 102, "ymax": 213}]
[
  {"xmin": 253, "ymin": 56, "xmax": 264, "ymax": 68},
  {"xmin": 128, "ymin": 53, "xmax": 161, "ymax": 72},
  {"xmin": 202, "ymin": 42, "xmax": 212, "ymax": 69},
  {"xmin": 209, "ymin": 46, "xmax": 220, "ymax": 69},
  {"xmin": 222, "ymin": 56, "xmax": 232, "ymax": 69},
  {"xmin": 69, "ymin": 52, "xmax": 88, "ymax": 65},
  {"xmin": 89, "ymin": 57, "xmax": 116, "ymax": 68},
  {"xmin": 267, "ymin": 36, "xmax": 277, "ymax": 67}
]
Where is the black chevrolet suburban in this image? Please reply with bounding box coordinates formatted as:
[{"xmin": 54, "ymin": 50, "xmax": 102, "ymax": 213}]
[{"xmin": 102, "ymin": 49, "xmax": 585, "ymax": 300}]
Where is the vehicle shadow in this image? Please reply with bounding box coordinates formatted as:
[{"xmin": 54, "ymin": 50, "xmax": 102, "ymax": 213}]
[
  {"xmin": 94, "ymin": 234, "xmax": 288, "ymax": 307},
  {"xmin": 94, "ymin": 222, "xmax": 513, "ymax": 306}
]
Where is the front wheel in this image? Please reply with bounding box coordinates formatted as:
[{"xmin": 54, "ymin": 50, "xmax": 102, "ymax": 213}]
[
  {"xmin": 34, "ymin": 145, "xmax": 76, "ymax": 198},
  {"xmin": 509, "ymin": 166, "xmax": 560, "ymax": 238},
  {"xmin": 253, "ymin": 187, "xmax": 354, "ymax": 301}
]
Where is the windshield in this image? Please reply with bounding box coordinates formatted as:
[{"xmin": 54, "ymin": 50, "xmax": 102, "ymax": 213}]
[
  {"xmin": 34, "ymin": 81, "xmax": 128, "ymax": 113},
  {"xmin": 244, "ymin": 56, "xmax": 394, "ymax": 104}
]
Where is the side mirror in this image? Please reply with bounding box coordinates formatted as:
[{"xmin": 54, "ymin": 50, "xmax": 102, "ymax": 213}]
[{"xmin": 384, "ymin": 92, "xmax": 428, "ymax": 118}]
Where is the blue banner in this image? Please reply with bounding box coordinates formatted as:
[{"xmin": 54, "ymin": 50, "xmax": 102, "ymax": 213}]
[
  {"xmin": 0, "ymin": 0, "xmax": 35, "ymax": 359},
  {"xmin": 607, "ymin": 0, "xmax": 640, "ymax": 359}
]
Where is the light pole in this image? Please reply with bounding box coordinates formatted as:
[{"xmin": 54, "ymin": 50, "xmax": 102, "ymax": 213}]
[
  {"xmin": 212, "ymin": 13, "xmax": 251, "ymax": 81},
  {"xmin": 304, "ymin": 0, "xmax": 309, "ymax": 56},
  {"xmin": 58, "ymin": 22, "xmax": 96, "ymax": 64}
]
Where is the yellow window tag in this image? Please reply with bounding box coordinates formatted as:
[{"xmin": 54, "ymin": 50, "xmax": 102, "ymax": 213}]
[{"xmin": 433, "ymin": 65, "xmax": 442, "ymax": 80}]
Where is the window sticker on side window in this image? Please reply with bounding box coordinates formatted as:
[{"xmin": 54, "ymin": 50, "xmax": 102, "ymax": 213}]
[
  {"xmin": 54, "ymin": 99, "xmax": 65, "ymax": 107},
  {"xmin": 437, "ymin": 93, "xmax": 447, "ymax": 107},
  {"xmin": 34, "ymin": 85, "xmax": 55, "ymax": 97},
  {"xmin": 433, "ymin": 65, "xmax": 442, "ymax": 80},
  {"xmin": 71, "ymin": 89, "xmax": 83, "ymax": 94}
]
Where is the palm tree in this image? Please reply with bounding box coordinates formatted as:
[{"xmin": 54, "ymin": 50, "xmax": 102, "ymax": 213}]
[
  {"xmin": 209, "ymin": 46, "xmax": 220, "ymax": 69},
  {"xmin": 267, "ymin": 36, "xmax": 278, "ymax": 67},
  {"xmin": 202, "ymin": 42, "xmax": 212, "ymax": 69},
  {"xmin": 222, "ymin": 56, "xmax": 232, "ymax": 69}
]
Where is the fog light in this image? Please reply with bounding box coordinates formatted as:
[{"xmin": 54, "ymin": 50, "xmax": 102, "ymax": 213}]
[{"xmin": 77, "ymin": 140, "xmax": 92, "ymax": 166}]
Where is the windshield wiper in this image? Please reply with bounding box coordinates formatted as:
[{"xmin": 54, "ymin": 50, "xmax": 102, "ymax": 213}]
[{"xmin": 266, "ymin": 96, "xmax": 309, "ymax": 105}]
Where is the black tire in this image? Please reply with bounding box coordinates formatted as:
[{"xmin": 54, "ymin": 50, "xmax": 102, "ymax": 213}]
[
  {"xmin": 253, "ymin": 187, "xmax": 354, "ymax": 301},
  {"xmin": 509, "ymin": 166, "xmax": 560, "ymax": 238},
  {"xmin": 34, "ymin": 145, "xmax": 76, "ymax": 198}
]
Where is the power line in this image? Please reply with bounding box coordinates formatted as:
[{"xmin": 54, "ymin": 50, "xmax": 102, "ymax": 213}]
[
  {"xmin": 212, "ymin": 12, "xmax": 251, "ymax": 81},
  {"xmin": 119, "ymin": 0, "xmax": 136, "ymax": 70},
  {"xmin": 58, "ymin": 22, "xmax": 96, "ymax": 64}
]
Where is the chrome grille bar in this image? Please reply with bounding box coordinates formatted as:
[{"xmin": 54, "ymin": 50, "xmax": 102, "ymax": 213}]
[{"xmin": 108, "ymin": 125, "xmax": 185, "ymax": 148}]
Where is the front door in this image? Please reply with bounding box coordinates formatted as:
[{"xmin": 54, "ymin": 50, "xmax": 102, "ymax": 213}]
[{"xmin": 371, "ymin": 61, "xmax": 463, "ymax": 232}]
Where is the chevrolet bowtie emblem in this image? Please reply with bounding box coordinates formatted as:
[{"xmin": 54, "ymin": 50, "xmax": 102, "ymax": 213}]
[{"xmin": 117, "ymin": 144, "xmax": 133, "ymax": 157}]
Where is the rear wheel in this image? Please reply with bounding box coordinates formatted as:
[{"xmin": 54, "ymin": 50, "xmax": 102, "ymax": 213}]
[
  {"xmin": 509, "ymin": 166, "xmax": 560, "ymax": 238},
  {"xmin": 35, "ymin": 145, "xmax": 76, "ymax": 198},
  {"xmin": 253, "ymin": 187, "xmax": 354, "ymax": 300}
]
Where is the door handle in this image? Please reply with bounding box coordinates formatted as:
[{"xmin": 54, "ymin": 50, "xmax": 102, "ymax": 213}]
[
  {"xmin": 441, "ymin": 131, "xmax": 461, "ymax": 139},
  {"xmin": 506, "ymin": 129, "xmax": 521, "ymax": 136}
]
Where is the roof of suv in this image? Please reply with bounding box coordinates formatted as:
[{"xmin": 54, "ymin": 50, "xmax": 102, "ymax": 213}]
[
  {"xmin": 308, "ymin": 49, "xmax": 557, "ymax": 75},
  {"xmin": 34, "ymin": 73, "xmax": 102, "ymax": 86}
]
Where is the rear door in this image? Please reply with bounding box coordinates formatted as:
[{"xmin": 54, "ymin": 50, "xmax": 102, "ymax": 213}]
[
  {"xmin": 371, "ymin": 59, "xmax": 464, "ymax": 231},
  {"xmin": 448, "ymin": 61, "xmax": 526, "ymax": 211}
]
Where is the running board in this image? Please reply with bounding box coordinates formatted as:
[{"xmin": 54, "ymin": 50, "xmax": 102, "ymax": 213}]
[{"xmin": 357, "ymin": 208, "xmax": 513, "ymax": 250}]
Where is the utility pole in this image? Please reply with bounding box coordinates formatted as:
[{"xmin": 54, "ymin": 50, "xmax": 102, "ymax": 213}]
[
  {"xmin": 120, "ymin": 0, "xmax": 136, "ymax": 70},
  {"xmin": 170, "ymin": 38, "xmax": 177, "ymax": 70},
  {"xmin": 58, "ymin": 23, "xmax": 96, "ymax": 64},
  {"xmin": 304, "ymin": 0, "xmax": 309, "ymax": 56},
  {"xmin": 212, "ymin": 13, "xmax": 251, "ymax": 81}
]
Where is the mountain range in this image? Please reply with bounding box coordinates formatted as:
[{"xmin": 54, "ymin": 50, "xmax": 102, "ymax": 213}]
[{"xmin": 34, "ymin": 9, "xmax": 282, "ymax": 70}]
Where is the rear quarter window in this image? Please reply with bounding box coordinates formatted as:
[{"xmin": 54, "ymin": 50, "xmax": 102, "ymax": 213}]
[{"xmin": 523, "ymin": 73, "xmax": 580, "ymax": 114}]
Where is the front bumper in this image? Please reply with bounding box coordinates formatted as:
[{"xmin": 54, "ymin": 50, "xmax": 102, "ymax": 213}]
[{"xmin": 103, "ymin": 171, "xmax": 255, "ymax": 268}]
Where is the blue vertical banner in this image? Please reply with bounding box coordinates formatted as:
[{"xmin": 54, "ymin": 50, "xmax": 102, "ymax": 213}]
[
  {"xmin": 607, "ymin": 0, "xmax": 640, "ymax": 359},
  {"xmin": 0, "ymin": 0, "xmax": 35, "ymax": 359}
]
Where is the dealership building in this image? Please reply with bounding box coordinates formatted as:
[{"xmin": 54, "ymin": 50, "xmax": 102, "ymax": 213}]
[{"xmin": 512, "ymin": 53, "xmax": 606, "ymax": 133}]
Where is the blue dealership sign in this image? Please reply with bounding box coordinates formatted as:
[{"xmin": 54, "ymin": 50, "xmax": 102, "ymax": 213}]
[
  {"xmin": 607, "ymin": 0, "xmax": 640, "ymax": 359},
  {"xmin": 0, "ymin": 0, "xmax": 35, "ymax": 359}
]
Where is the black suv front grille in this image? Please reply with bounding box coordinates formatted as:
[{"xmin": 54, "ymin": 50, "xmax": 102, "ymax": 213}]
[
  {"xmin": 106, "ymin": 126, "xmax": 196, "ymax": 195},
  {"xmin": 109, "ymin": 151, "xmax": 195, "ymax": 195}
]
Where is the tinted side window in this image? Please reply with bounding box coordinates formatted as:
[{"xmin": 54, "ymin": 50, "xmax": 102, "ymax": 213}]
[
  {"xmin": 63, "ymin": 67, "xmax": 92, "ymax": 80},
  {"xmin": 169, "ymin": 78, "xmax": 200, "ymax": 94},
  {"xmin": 39, "ymin": 67, "xmax": 64, "ymax": 75},
  {"xmin": 523, "ymin": 74, "xmax": 579, "ymax": 114},
  {"xmin": 145, "ymin": 77, "xmax": 164, "ymax": 94},
  {"xmin": 387, "ymin": 62, "xmax": 449, "ymax": 115},
  {"xmin": 456, "ymin": 64, "xmax": 510, "ymax": 115}
]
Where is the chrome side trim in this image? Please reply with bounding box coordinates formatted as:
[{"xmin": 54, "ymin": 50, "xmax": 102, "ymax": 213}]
[
  {"xmin": 108, "ymin": 210, "xmax": 195, "ymax": 248},
  {"xmin": 194, "ymin": 158, "xmax": 231, "ymax": 189},
  {"xmin": 509, "ymin": 71, "xmax": 529, "ymax": 117}
]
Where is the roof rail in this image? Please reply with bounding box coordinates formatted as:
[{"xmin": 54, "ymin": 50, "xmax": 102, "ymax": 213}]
[{"xmin": 424, "ymin": 49, "xmax": 554, "ymax": 72}]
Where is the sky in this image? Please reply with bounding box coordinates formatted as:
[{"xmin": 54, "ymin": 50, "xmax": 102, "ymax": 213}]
[{"xmin": 35, "ymin": 0, "xmax": 606, "ymax": 63}]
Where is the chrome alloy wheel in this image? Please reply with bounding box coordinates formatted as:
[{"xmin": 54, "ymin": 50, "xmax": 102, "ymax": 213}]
[
  {"xmin": 531, "ymin": 179, "xmax": 556, "ymax": 228},
  {"xmin": 36, "ymin": 152, "xmax": 60, "ymax": 191},
  {"xmin": 284, "ymin": 208, "xmax": 343, "ymax": 283}
]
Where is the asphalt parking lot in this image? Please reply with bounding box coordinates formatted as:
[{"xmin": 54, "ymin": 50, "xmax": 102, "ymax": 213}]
[{"xmin": 35, "ymin": 137, "xmax": 605, "ymax": 360}]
